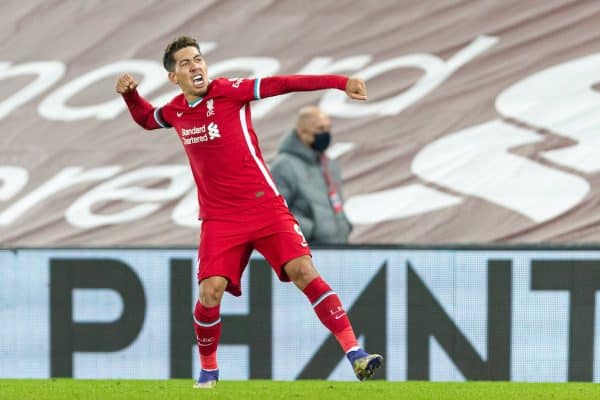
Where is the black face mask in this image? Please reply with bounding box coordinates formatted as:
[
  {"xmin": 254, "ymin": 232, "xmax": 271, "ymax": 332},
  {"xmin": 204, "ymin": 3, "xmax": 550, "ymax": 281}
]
[{"xmin": 310, "ymin": 131, "xmax": 331, "ymax": 152}]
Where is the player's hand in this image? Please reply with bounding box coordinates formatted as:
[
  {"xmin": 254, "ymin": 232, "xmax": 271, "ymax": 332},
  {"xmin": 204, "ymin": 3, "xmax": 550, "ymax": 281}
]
[
  {"xmin": 345, "ymin": 77, "xmax": 367, "ymax": 101},
  {"xmin": 115, "ymin": 73, "xmax": 138, "ymax": 94}
]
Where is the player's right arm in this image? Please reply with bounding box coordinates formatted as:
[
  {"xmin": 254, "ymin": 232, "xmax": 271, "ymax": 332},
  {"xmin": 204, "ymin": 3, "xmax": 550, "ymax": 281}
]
[{"xmin": 116, "ymin": 73, "xmax": 171, "ymax": 130}]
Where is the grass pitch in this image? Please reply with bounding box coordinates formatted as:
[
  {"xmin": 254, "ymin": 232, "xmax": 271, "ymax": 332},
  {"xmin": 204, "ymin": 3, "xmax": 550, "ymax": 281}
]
[{"xmin": 0, "ymin": 379, "xmax": 598, "ymax": 400}]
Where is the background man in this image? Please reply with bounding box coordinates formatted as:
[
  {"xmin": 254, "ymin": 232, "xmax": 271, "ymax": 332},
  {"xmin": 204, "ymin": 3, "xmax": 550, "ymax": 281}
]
[{"xmin": 271, "ymin": 106, "xmax": 352, "ymax": 244}]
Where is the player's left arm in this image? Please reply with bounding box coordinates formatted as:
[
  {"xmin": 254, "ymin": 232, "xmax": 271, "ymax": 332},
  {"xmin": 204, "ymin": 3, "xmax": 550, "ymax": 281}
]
[
  {"xmin": 220, "ymin": 75, "xmax": 367, "ymax": 102},
  {"xmin": 257, "ymin": 75, "xmax": 367, "ymax": 100}
]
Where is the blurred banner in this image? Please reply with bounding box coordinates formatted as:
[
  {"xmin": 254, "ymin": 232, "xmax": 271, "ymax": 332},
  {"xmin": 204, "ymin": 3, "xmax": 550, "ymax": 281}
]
[
  {"xmin": 2, "ymin": 247, "xmax": 600, "ymax": 382},
  {"xmin": 2, "ymin": 1, "xmax": 600, "ymax": 245}
]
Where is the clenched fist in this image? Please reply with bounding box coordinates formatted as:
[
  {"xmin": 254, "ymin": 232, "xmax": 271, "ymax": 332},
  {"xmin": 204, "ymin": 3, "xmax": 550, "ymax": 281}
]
[
  {"xmin": 115, "ymin": 73, "xmax": 138, "ymax": 94},
  {"xmin": 345, "ymin": 77, "xmax": 367, "ymax": 101}
]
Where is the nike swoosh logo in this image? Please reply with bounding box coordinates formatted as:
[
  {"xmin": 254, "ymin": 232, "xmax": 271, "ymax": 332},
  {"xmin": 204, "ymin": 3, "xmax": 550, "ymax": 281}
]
[
  {"xmin": 198, "ymin": 343, "xmax": 214, "ymax": 347},
  {"xmin": 176, "ymin": 112, "xmax": 183, "ymax": 117},
  {"xmin": 334, "ymin": 313, "xmax": 346, "ymax": 320}
]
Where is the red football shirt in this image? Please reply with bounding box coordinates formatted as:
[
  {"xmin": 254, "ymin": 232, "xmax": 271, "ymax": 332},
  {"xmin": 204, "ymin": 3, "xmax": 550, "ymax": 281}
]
[{"xmin": 122, "ymin": 75, "xmax": 348, "ymax": 219}]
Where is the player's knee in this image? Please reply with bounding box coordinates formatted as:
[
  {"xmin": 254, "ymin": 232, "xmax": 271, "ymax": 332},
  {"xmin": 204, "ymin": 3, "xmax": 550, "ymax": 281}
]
[
  {"xmin": 199, "ymin": 278, "xmax": 226, "ymax": 306},
  {"xmin": 286, "ymin": 256, "xmax": 318, "ymax": 288},
  {"xmin": 199, "ymin": 287, "xmax": 224, "ymax": 306}
]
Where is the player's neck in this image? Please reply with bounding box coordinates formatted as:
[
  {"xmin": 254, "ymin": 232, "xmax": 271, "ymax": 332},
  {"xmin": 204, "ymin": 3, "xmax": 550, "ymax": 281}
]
[{"xmin": 184, "ymin": 93, "xmax": 203, "ymax": 104}]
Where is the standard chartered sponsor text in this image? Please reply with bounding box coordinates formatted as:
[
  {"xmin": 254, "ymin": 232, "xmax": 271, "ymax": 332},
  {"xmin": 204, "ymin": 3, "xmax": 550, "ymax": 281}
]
[
  {"xmin": 181, "ymin": 126, "xmax": 209, "ymax": 145},
  {"xmin": 184, "ymin": 135, "xmax": 209, "ymax": 145},
  {"xmin": 181, "ymin": 126, "xmax": 206, "ymax": 136}
]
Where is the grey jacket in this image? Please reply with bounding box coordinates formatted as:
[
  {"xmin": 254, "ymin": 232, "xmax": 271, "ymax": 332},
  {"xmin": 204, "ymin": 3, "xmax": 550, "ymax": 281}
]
[{"xmin": 270, "ymin": 130, "xmax": 352, "ymax": 244}]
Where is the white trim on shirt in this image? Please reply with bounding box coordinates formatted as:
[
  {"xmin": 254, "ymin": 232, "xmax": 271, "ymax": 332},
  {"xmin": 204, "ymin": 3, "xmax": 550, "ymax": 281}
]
[{"xmin": 238, "ymin": 104, "xmax": 279, "ymax": 196}]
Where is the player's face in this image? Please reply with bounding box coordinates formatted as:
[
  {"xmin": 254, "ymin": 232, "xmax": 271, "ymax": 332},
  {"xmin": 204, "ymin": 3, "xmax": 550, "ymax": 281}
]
[{"xmin": 169, "ymin": 46, "xmax": 209, "ymax": 99}]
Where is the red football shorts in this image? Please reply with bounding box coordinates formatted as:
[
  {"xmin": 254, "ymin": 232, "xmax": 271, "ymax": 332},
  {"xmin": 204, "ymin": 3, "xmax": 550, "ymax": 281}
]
[{"xmin": 197, "ymin": 197, "xmax": 312, "ymax": 296}]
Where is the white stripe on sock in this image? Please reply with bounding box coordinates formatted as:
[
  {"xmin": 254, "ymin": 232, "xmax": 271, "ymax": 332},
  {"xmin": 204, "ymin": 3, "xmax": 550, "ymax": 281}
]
[
  {"xmin": 312, "ymin": 291, "xmax": 335, "ymax": 308},
  {"xmin": 193, "ymin": 315, "xmax": 221, "ymax": 327}
]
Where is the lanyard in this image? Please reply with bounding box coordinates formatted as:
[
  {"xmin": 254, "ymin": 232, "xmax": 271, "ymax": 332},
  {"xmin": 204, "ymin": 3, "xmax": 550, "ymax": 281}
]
[{"xmin": 320, "ymin": 154, "xmax": 343, "ymax": 214}]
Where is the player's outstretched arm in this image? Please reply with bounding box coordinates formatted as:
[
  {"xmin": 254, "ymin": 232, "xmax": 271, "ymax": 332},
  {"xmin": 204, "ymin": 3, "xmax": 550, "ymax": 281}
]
[
  {"xmin": 256, "ymin": 75, "xmax": 367, "ymax": 100},
  {"xmin": 116, "ymin": 74, "xmax": 166, "ymax": 130}
]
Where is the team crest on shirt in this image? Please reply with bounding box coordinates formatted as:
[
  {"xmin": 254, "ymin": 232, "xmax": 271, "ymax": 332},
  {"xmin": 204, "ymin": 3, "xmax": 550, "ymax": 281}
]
[{"xmin": 206, "ymin": 98, "xmax": 215, "ymax": 117}]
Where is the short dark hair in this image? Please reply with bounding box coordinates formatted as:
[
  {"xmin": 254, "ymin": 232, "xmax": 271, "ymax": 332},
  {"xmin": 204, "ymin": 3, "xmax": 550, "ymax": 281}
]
[{"xmin": 163, "ymin": 36, "xmax": 201, "ymax": 72}]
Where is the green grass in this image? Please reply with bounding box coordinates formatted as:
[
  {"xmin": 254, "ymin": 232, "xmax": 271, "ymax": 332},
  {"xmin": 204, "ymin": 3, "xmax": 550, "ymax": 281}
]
[{"xmin": 0, "ymin": 379, "xmax": 599, "ymax": 400}]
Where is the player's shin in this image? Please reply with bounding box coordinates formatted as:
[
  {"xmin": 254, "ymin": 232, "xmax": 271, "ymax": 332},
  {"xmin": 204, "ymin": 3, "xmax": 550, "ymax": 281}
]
[
  {"xmin": 302, "ymin": 276, "xmax": 359, "ymax": 352},
  {"xmin": 193, "ymin": 301, "xmax": 222, "ymax": 370}
]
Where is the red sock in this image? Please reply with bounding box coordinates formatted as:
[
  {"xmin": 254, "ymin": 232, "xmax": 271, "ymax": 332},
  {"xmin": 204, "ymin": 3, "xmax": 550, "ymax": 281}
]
[
  {"xmin": 193, "ymin": 301, "xmax": 221, "ymax": 370},
  {"xmin": 303, "ymin": 276, "xmax": 359, "ymax": 352}
]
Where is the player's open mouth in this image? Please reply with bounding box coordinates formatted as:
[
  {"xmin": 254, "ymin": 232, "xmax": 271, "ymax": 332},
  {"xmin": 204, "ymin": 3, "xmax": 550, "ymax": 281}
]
[{"xmin": 192, "ymin": 74, "xmax": 204, "ymax": 88}]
